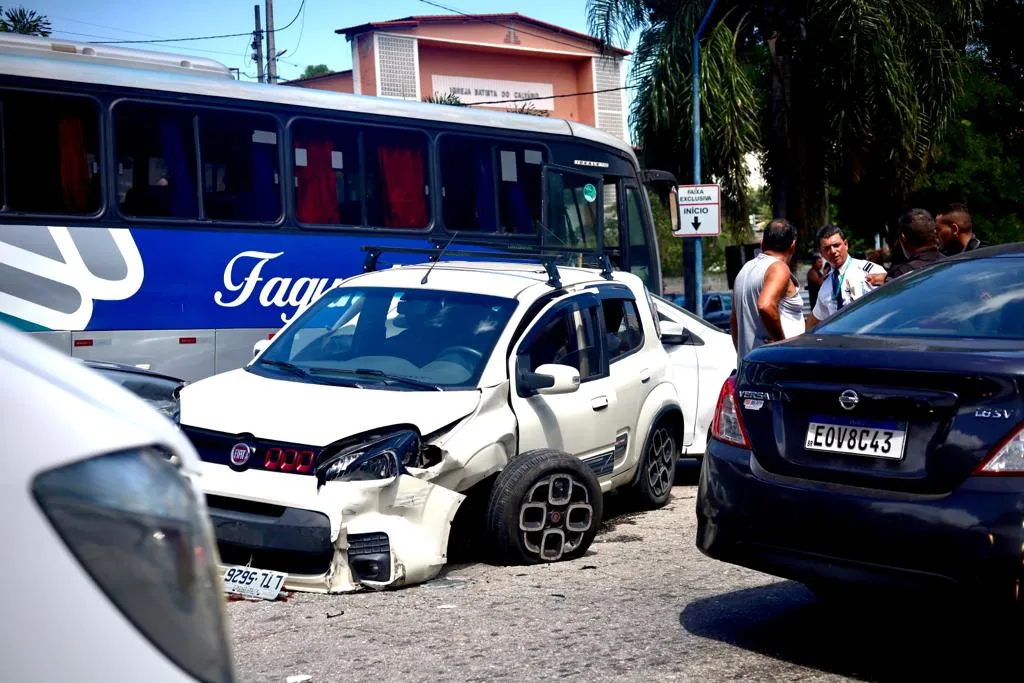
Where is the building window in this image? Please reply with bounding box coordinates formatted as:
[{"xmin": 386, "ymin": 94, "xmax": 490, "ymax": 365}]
[{"xmin": 2, "ymin": 90, "xmax": 101, "ymax": 215}]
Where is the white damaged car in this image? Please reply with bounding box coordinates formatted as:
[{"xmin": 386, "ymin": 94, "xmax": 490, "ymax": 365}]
[{"xmin": 179, "ymin": 253, "xmax": 685, "ymax": 594}]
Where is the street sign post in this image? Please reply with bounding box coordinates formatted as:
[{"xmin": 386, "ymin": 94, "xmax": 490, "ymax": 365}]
[{"xmin": 673, "ymin": 183, "xmax": 721, "ymax": 237}]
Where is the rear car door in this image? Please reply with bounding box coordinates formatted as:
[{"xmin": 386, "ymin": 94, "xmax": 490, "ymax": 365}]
[{"xmin": 510, "ymin": 292, "xmax": 618, "ymax": 477}]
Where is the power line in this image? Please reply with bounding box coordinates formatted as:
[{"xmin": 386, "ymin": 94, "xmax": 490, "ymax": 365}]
[
  {"xmin": 466, "ymin": 84, "xmax": 637, "ymax": 107},
  {"xmin": 415, "ymin": 0, "xmax": 632, "ymax": 59},
  {"xmin": 87, "ymin": 0, "xmax": 305, "ymax": 45}
]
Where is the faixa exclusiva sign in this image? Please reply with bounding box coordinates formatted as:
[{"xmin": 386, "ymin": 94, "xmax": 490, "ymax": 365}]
[{"xmin": 431, "ymin": 74, "xmax": 554, "ymax": 110}]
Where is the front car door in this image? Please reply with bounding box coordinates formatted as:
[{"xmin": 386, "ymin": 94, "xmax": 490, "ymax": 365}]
[{"xmin": 510, "ymin": 292, "xmax": 618, "ymax": 479}]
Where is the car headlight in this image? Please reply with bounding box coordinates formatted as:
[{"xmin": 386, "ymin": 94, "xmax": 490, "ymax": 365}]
[
  {"xmin": 32, "ymin": 447, "xmax": 234, "ymax": 683},
  {"xmin": 315, "ymin": 429, "xmax": 419, "ymax": 489}
]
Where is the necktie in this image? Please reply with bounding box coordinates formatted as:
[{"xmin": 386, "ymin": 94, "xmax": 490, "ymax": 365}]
[{"xmin": 833, "ymin": 271, "xmax": 843, "ymax": 310}]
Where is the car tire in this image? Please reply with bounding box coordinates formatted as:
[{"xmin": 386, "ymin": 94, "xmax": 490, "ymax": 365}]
[
  {"xmin": 486, "ymin": 449, "xmax": 603, "ymax": 565},
  {"xmin": 630, "ymin": 418, "xmax": 679, "ymax": 509}
]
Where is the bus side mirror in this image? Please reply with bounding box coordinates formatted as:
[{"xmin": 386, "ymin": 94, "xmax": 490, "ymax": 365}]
[{"xmin": 669, "ymin": 187, "xmax": 679, "ymax": 233}]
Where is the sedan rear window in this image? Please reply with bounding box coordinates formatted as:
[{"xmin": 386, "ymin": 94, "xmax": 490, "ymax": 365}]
[{"xmin": 815, "ymin": 257, "xmax": 1024, "ymax": 340}]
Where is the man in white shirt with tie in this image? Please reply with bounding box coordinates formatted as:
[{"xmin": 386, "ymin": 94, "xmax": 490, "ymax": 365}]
[{"xmin": 805, "ymin": 224, "xmax": 887, "ymax": 329}]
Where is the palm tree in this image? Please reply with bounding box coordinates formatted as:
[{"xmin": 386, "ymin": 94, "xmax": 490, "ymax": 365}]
[
  {"xmin": 588, "ymin": 0, "xmax": 979, "ymax": 240},
  {"xmin": 0, "ymin": 6, "xmax": 52, "ymax": 37}
]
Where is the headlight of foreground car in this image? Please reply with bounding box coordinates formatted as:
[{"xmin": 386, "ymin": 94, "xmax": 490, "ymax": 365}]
[
  {"xmin": 315, "ymin": 429, "xmax": 420, "ymax": 489},
  {"xmin": 33, "ymin": 447, "xmax": 233, "ymax": 683}
]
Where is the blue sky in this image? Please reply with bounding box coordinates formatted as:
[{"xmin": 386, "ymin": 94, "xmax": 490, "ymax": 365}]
[{"xmin": 34, "ymin": 0, "xmax": 639, "ymax": 83}]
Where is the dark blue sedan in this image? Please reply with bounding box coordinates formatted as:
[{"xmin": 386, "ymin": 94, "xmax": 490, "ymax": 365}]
[{"xmin": 696, "ymin": 243, "xmax": 1024, "ymax": 607}]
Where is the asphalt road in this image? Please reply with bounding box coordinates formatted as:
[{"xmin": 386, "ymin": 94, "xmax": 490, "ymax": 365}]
[{"xmin": 226, "ymin": 461, "xmax": 1023, "ymax": 682}]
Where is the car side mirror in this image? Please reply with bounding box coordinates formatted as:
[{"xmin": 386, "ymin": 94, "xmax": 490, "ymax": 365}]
[
  {"xmin": 253, "ymin": 339, "xmax": 271, "ymax": 358},
  {"xmin": 660, "ymin": 321, "xmax": 690, "ymax": 346},
  {"xmin": 520, "ymin": 363, "xmax": 580, "ymax": 395}
]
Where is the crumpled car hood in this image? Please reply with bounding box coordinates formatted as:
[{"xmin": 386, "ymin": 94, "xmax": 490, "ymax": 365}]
[{"xmin": 179, "ymin": 368, "xmax": 480, "ymax": 445}]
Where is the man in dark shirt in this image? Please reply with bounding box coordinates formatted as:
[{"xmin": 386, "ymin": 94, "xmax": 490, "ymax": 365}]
[
  {"xmin": 885, "ymin": 208, "xmax": 946, "ymax": 281},
  {"xmin": 936, "ymin": 203, "xmax": 984, "ymax": 255}
]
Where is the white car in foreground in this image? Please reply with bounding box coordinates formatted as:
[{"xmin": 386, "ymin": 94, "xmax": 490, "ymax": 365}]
[
  {"xmin": 178, "ymin": 252, "xmax": 686, "ymax": 594},
  {"xmin": 1, "ymin": 323, "xmax": 235, "ymax": 682}
]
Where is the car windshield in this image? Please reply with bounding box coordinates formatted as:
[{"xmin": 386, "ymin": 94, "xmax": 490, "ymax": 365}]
[
  {"xmin": 814, "ymin": 256, "xmax": 1024, "ymax": 340},
  {"xmin": 251, "ymin": 286, "xmax": 517, "ymax": 389}
]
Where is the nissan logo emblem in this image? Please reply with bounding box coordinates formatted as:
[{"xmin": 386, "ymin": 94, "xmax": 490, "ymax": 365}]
[
  {"xmin": 229, "ymin": 442, "xmax": 253, "ymax": 469},
  {"xmin": 838, "ymin": 390, "xmax": 860, "ymax": 411}
]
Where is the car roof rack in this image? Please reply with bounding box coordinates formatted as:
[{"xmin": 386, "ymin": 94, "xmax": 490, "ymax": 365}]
[{"xmin": 360, "ymin": 242, "xmax": 615, "ymax": 290}]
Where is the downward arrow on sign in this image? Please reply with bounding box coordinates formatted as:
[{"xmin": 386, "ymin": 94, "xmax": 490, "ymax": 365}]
[{"xmin": 691, "ymin": 216, "xmax": 701, "ymax": 231}]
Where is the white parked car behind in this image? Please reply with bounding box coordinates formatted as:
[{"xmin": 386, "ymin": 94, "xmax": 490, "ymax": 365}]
[
  {"xmin": 179, "ymin": 252, "xmax": 687, "ymax": 594},
  {"xmin": 651, "ymin": 295, "xmax": 737, "ymax": 458},
  {"xmin": 1, "ymin": 322, "xmax": 235, "ymax": 683}
]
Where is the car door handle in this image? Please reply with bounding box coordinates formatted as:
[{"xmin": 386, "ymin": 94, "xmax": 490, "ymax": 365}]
[
  {"xmin": 591, "ymin": 396, "xmax": 609, "ymax": 411},
  {"xmin": 640, "ymin": 369, "xmax": 651, "ymax": 383}
]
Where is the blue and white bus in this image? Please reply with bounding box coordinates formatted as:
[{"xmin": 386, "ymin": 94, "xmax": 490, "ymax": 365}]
[{"xmin": 0, "ymin": 34, "xmax": 667, "ymax": 381}]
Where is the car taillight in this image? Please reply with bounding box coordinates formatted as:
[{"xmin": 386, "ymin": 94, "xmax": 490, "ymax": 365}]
[
  {"xmin": 32, "ymin": 448, "xmax": 234, "ymax": 683},
  {"xmin": 975, "ymin": 424, "xmax": 1024, "ymax": 475},
  {"xmin": 710, "ymin": 375, "xmax": 751, "ymax": 449}
]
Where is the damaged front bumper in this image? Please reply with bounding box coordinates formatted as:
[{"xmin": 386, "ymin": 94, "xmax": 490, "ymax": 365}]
[{"xmin": 200, "ymin": 464, "xmax": 465, "ymax": 594}]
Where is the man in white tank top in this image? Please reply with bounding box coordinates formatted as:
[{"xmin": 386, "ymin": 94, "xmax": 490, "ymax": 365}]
[{"xmin": 730, "ymin": 218, "xmax": 806, "ymax": 364}]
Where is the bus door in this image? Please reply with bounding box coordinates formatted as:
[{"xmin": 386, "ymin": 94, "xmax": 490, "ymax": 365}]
[{"xmin": 543, "ymin": 166, "xmax": 603, "ymax": 255}]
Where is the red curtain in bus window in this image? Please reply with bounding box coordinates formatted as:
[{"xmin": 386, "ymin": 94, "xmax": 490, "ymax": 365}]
[
  {"xmin": 377, "ymin": 144, "xmax": 427, "ymax": 228},
  {"xmin": 295, "ymin": 137, "xmax": 340, "ymax": 224},
  {"xmin": 58, "ymin": 116, "xmax": 90, "ymax": 212}
]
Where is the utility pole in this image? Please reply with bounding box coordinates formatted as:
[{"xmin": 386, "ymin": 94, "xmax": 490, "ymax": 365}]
[
  {"xmin": 252, "ymin": 4, "xmax": 265, "ymax": 83},
  {"xmin": 265, "ymin": 0, "xmax": 278, "ymax": 84}
]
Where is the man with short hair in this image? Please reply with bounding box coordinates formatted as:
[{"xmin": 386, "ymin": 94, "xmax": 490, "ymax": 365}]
[
  {"xmin": 885, "ymin": 208, "xmax": 946, "ymax": 281},
  {"xmin": 936, "ymin": 203, "xmax": 984, "ymax": 255},
  {"xmin": 730, "ymin": 218, "xmax": 805, "ymax": 363},
  {"xmin": 806, "ymin": 224, "xmax": 887, "ymax": 329}
]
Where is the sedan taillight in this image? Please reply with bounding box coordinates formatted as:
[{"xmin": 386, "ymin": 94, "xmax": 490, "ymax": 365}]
[
  {"xmin": 975, "ymin": 424, "xmax": 1024, "ymax": 475},
  {"xmin": 711, "ymin": 375, "xmax": 751, "ymax": 449}
]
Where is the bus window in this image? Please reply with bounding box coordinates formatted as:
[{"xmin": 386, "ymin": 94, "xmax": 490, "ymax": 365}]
[
  {"xmin": 602, "ymin": 181, "xmax": 621, "ymax": 266},
  {"xmin": 292, "ymin": 119, "xmax": 361, "ymax": 226},
  {"xmin": 497, "ymin": 145, "xmax": 544, "ymax": 234},
  {"xmin": 544, "ymin": 169, "xmax": 601, "ymax": 250},
  {"xmin": 438, "ymin": 136, "xmax": 545, "ymax": 235},
  {"xmin": 624, "ymin": 184, "xmax": 654, "ymax": 287},
  {"xmin": 114, "ymin": 103, "xmax": 199, "ymax": 219},
  {"xmin": 362, "ymin": 127, "xmax": 429, "ymax": 230},
  {"xmin": 198, "ymin": 112, "xmax": 281, "ymax": 223},
  {"xmin": 2, "ymin": 91, "xmax": 100, "ymax": 215},
  {"xmin": 440, "ymin": 135, "xmax": 493, "ymax": 232}
]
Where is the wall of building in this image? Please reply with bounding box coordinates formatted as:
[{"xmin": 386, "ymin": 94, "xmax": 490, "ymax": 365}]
[
  {"xmin": 290, "ymin": 72, "xmax": 353, "ymax": 93},
  {"xmin": 417, "ymin": 44, "xmax": 589, "ymax": 122}
]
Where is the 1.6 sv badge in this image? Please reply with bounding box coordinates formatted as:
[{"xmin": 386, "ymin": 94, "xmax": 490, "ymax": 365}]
[{"xmin": 975, "ymin": 408, "xmax": 1013, "ymax": 420}]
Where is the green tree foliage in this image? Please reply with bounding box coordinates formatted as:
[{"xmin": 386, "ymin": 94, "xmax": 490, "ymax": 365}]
[
  {"xmin": 0, "ymin": 6, "xmax": 51, "ymax": 36},
  {"xmin": 423, "ymin": 92, "xmax": 466, "ymax": 106},
  {"xmin": 904, "ymin": 0, "xmax": 1024, "ymax": 247},
  {"xmin": 300, "ymin": 64, "xmax": 331, "ymax": 79},
  {"xmin": 588, "ymin": 0, "xmax": 980, "ymax": 245}
]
